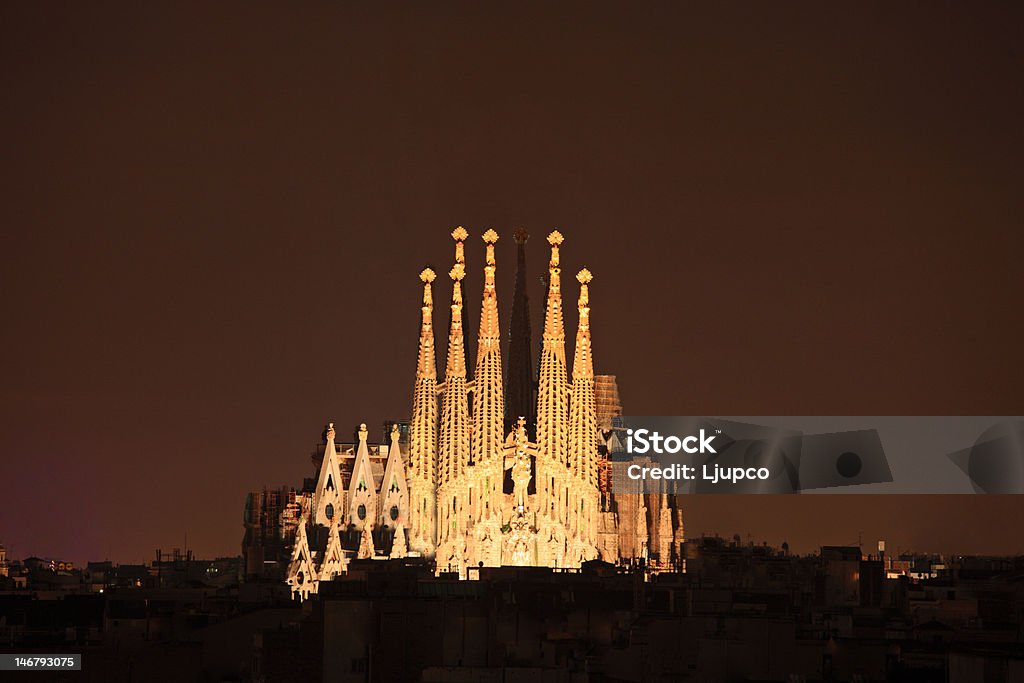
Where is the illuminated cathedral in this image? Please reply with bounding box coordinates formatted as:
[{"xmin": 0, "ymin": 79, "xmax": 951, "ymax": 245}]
[{"xmin": 280, "ymin": 228, "xmax": 683, "ymax": 599}]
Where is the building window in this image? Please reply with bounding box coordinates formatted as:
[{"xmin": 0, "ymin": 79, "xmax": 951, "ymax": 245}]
[
  {"xmin": 325, "ymin": 503, "xmax": 334, "ymax": 520},
  {"xmin": 390, "ymin": 506, "xmax": 399, "ymax": 521},
  {"xmin": 357, "ymin": 504, "xmax": 366, "ymax": 520}
]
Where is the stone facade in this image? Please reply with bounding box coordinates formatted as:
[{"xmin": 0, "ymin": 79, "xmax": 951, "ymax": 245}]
[{"xmin": 282, "ymin": 228, "xmax": 684, "ymax": 598}]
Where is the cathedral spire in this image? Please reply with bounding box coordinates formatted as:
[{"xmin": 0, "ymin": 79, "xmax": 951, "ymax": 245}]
[
  {"xmin": 472, "ymin": 229, "xmax": 504, "ymax": 467},
  {"xmin": 416, "ymin": 268, "xmax": 437, "ymax": 381},
  {"xmin": 536, "ymin": 231, "xmax": 570, "ymax": 474},
  {"xmin": 569, "ymin": 269, "xmax": 597, "ymax": 479},
  {"xmin": 505, "ymin": 228, "xmax": 536, "ymax": 438},
  {"xmin": 409, "ymin": 268, "xmax": 438, "ymax": 482},
  {"xmin": 407, "ymin": 268, "xmax": 439, "ymax": 556},
  {"xmin": 438, "ymin": 228, "xmax": 471, "ymax": 487}
]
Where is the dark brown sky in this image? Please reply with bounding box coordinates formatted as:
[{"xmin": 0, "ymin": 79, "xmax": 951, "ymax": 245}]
[{"xmin": 2, "ymin": 2, "xmax": 1022, "ymax": 564}]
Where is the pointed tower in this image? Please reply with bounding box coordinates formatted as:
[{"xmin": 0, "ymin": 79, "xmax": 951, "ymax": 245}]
[
  {"xmin": 436, "ymin": 228, "xmax": 471, "ymax": 551},
  {"xmin": 313, "ymin": 423, "xmax": 343, "ymax": 527},
  {"xmin": 535, "ymin": 231, "xmax": 570, "ymax": 522},
  {"xmin": 469, "ymin": 229, "xmax": 505, "ymax": 566},
  {"xmin": 347, "ymin": 423, "xmax": 378, "ymax": 530},
  {"xmin": 407, "ymin": 268, "xmax": 438, "ymax": 555},
  {"xmin": 379, "ymin": 425, "xmax": 410, "ymax": 532},
  {"xmin": 471, "ymin": 229, "xmax": 504, "ymax": 468},
  {"xmin": 569, "ymin": 269, "xmax": 600, "ymax": 549},
  {"xmin": 505, "ymin": 228, "xmax": 536, "ymax": 437}
]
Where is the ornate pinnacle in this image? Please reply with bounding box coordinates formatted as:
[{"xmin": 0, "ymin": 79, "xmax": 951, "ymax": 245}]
[
  {"xmin": 578, "ymin": 269, "xmax": 591, "ymax": 311},
  {"xmin": 483, "ymin": 229, "xmax": 499, "ymax": 268},
  {"xmin": 391, "ymin": 424, "xmax": 400, "ymax": 443},
  {"xmin": 547, "ymin": 230, "xmax": 563, "ymax": 269},
  {"xmin": 358, "ymin": 423, "xmax": 368, "ymax": 441},
  {"xmin": 452, "ymin": 227, "xmax": 467, "ymax": 265},
  {"xmin": 449, "ymin": 263, "xmax": 465, "ymax": 281},
  {"xmin": 420, "ymin": 268, "xmax": 435, "ymax": 309},
  {"xmin": 513, "ymin": 227, "xmax": 529, "ymax": 244},
  {"xmin": 327, "ymin": 422, "xmax": 336, "ymax": 440}
]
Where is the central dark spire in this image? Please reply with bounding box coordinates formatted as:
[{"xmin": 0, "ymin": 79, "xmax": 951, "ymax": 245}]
[{"xmin": 504, "ymin": 227, "xmax": 536, "ymax": 438}]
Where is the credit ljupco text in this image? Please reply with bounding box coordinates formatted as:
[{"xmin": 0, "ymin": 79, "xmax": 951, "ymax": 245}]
[{"xmin": 624, "ymin": 428, "xmax": 770, "ymax": 484}]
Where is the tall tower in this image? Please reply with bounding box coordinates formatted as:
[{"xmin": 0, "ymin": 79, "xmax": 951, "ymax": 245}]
[
  {"xmin": 407, "ymin": 268, "xmax": 438, "ymax": 556},
  {"xmin": 471, "ymin": 229, "xmax": 504, "ymax": 470},
  {"xmin": 505, "ymin": 228, "xmax": 536, "ymax": 437},
  {"xmin": 435, "ymin": 228, "xmax": 471, "ymax": 571},
  {"xmin": 569, "ymin": 269, "xmax": 600, "ymax": 555},
  {"xmin": 535, "ymin": 231, "xmax": 570, "ymax": 565},
  {"xmin": 468, "ymin": 229, "xmax": 505, "ymax": 566}
]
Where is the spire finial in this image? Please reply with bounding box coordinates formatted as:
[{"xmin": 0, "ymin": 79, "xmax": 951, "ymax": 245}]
[
  {"xmin": 327, "ymin": 422, "xmax": 336, "ymax": 441},
  {"xmin": 451, "ymin": 226, "xmax": 468, "ymax": 266},
  {"xmin": 391, "ymin": 424, "xmax": 400, "ymax": 444},
  {"xmin": 577, "ymin": 269, "xmax": 591, "ymax": 325},
  {"xmin": 513, "ymin": 227, "xmax": 529, "ymax": 245},
  {"xmin": 449, "ymin": 262, "xmax": 465, "ymax": 282},
  {"xmin": 482, "ymin": 229, "xmax": 499, "ymax": 269},
  {"xmin": 358, "ymin": 423, "xmax": 368, "ymax": 442},
  {"xmin": 547, "ymin": 230, "xmax": 563, "ymax": 268},
  {"xmin": 420, "ymin": 268, "xmax": 435, "ymax": 309}
]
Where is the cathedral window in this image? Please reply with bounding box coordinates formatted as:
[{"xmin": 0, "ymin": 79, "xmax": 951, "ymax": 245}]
[
  {"xmin": 390, "ymin": 506, "xmax": 399, "ymax": 521},
  {"xmin": 325, "ymin": 503, "xmax": 334, "ymax": 520},
  {"xmin": 357, "ymin": 504, "xmax": 366, "ymax": 520},
  {"xmin": 325, "ymin": 474, "xmax": 335, "ymax": 492}
]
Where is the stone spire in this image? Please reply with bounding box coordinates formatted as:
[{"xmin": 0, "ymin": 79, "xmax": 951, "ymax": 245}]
[
  {"xmin": 409, "ymin": 269, "xmax": 438, "ymax": 483},
  {"xmin": 408, "ymin": 267, "xmax": 438, "ymax": 555},
  {"xmin": 569, "ymin": 269, "xmax": 597, "ymax": 483},
  {"xmin": 471, "ymin": 229, "xmax": 504, "ymax": 467},
  {"xmin": 437, "ymin": 228, "xmax": 471, "ymax": 507},
  {"xmin": 570, "ymin": 269, "xmax": 600, "ymax": 549},
  {"xmin": 536, "ymin": 231, "xmax": 570, "ymax": 475},
  {"xmin": 505, "ymin": 228, "xmax": 536, "ymax": 438}
]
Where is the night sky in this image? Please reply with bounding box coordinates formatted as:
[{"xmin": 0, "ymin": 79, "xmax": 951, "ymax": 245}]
[{"xmin": 2, "ymin": 2, "xmax": 1022, "ymax": 564}]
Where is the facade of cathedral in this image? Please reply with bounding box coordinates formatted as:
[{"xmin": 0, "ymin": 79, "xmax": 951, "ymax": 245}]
[{"xmin": 279, "ymin": 228, "xmax": 683, "ymax": 599}]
